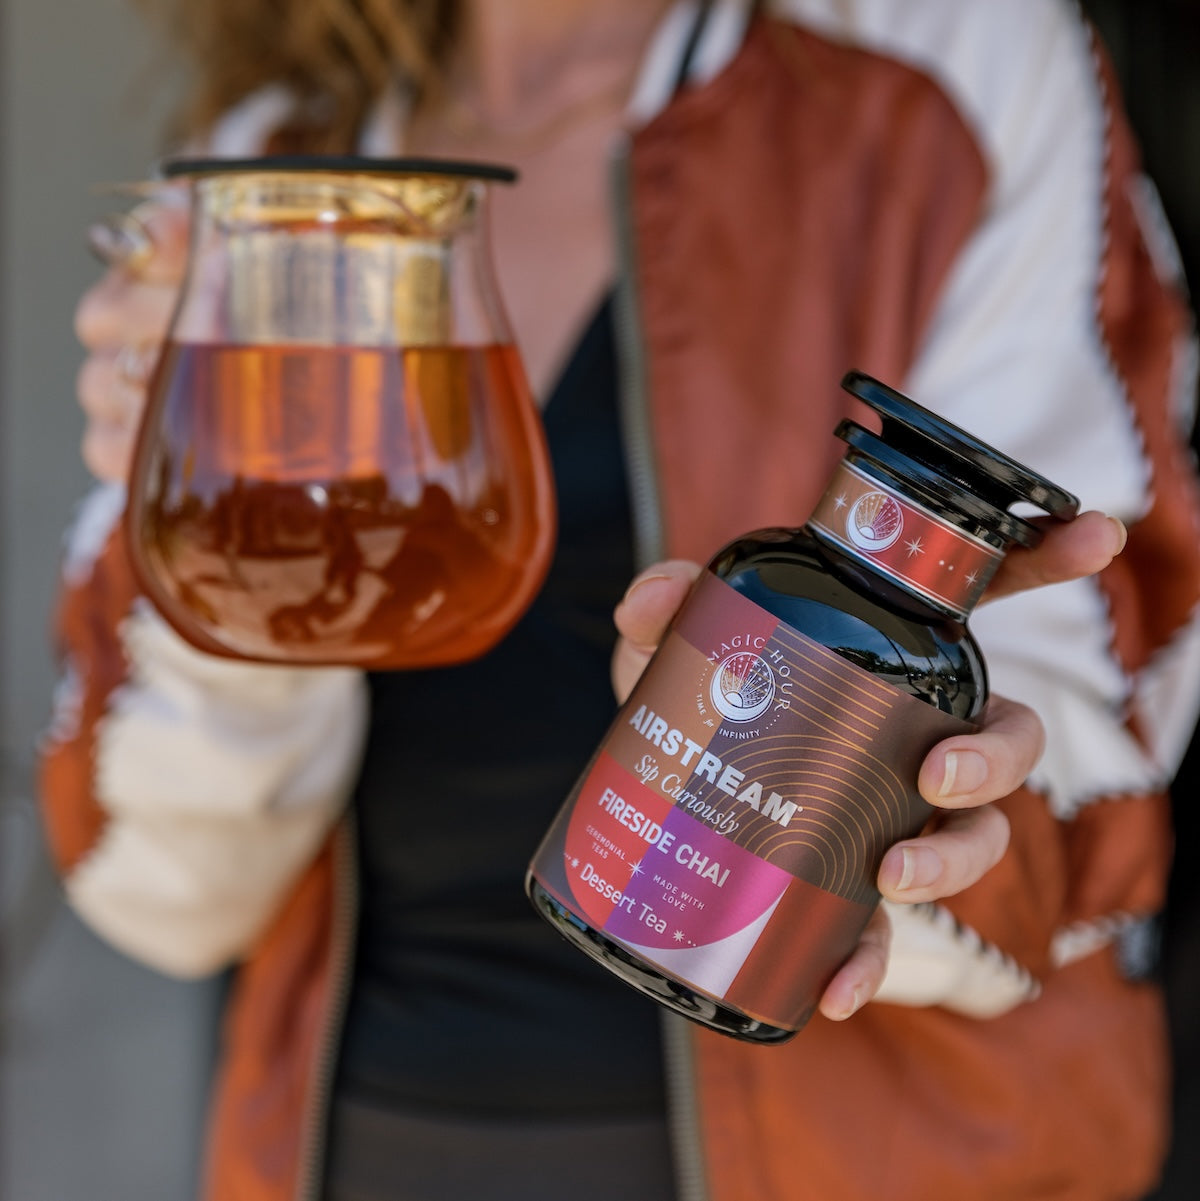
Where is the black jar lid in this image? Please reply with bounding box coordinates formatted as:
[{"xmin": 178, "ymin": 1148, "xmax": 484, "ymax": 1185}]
[
  {"xmin": 159, "ymin": 154, "xmax": 518, "ymax": 184},
  {"xmin": 839, "ymin": 371, "xmax": 1078, "ymax": 547}
]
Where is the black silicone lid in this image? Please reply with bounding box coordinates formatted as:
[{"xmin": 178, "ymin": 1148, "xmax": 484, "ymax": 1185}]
[
  {"xmin": 159, "ymin": 155, "xmax": 518, "ymax": 184},
  {"xmin": 837, "ymin": 422, "xmax": 1038, "ymax": 545},
  {"xmin": 841, "ymin": 371, "xmax": 1079, "ymax": 523}
]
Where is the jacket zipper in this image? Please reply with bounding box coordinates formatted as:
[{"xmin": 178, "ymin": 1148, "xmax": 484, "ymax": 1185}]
[
  {"xmin": 611, "ymin": 133, "xmax": 666, "ymax": 572},
  {"xmin": 293, "ymin": 814, "xmax": 360, "ymax": 1201},
  {"xmin": 662, "ymin": 1014, "xmax": 711, "ymax": 1201},
  {"xmin": 611, "ymin": 134, "xmax": 710, "ymax": 1201},
  {"xmin": 287, "ymin": 110, "xmax": 695, "ymax": 1201}
]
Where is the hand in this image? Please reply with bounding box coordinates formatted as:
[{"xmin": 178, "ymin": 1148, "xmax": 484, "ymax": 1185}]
[
  {"xmin": 74, "ymin": 198, "xmax": 190, "ymax": 483},
  {"xmin": 610, "ymin": 510, "xmax": 1128, "ymax": 1022}
]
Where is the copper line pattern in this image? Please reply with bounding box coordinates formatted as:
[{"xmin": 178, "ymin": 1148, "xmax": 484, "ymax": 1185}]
[
  {"xmin": 716, "ymin": 738, "xmax": 914, "ymax": 899},
  {"xmin": 722, "ymin": 734, "xmax": 908, "ymax": 813},
  {"xmin": 740, "ymin": 684, "xmax": 885, "ymax": 744},
  {"xmin": 774, "ymin": 675, "xmax": 887, "ymax": 737},
  {"xmin": 756, "ymin": 804, "xmax": 901, "ymax": 882},
  {"xmin": 719, "ymin": 728, "xmax": 911, "ymax": 816},
  {"xmin": 746, "ymin": 753, "xmax": 904, "ymax": 855},
  {"xmin": 774, "ymin": 626, "xmax": 900, "ymax": 704},
  {"xmin": 768, "ymin": 624, "xmax": 903, "ymax": 701},
  {"xmin": 775, "ymin": 654, "xmax": 890, "ymax": 720},
  {"xmin": 773, "ymin": 666, "xmax": 895, "ymax": 731}
]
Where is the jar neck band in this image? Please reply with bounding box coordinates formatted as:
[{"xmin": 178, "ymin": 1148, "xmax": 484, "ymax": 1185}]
[{"xmin": 807, "ymin": 461, "xmax": 1005, "ymax": 617}]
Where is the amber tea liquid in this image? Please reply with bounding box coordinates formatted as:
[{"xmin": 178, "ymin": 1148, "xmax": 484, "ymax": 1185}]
[{"xmin": 127, "ymin": 340, "xmax": 556, "ymax": 668}]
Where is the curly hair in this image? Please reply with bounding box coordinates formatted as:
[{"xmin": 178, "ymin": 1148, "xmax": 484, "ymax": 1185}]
[{"xmin": 134, "ymin": 0, "xmax": 461, "ymax": 151}]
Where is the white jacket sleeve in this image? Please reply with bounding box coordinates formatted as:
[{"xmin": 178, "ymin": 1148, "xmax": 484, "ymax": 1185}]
[{"xmin": 40, "ymin": 484, "xmax": 369, "ymax": 978}]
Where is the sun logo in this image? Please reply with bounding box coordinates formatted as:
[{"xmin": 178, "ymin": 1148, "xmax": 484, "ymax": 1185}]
[
  {"xmin": 710, "ymin": 651, "xmax": 776, "ymax": 722},
  {"xmin": 846, "ymin": 491, "xmax": 904, "ymax": 553}
]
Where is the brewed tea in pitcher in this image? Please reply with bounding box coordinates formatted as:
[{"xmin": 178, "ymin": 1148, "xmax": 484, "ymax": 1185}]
[{"xmin": 127, "ymin": 156, "xmax": 556, "ymax": 669}]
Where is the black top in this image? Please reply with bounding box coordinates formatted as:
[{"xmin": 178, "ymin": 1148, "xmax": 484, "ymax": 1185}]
[
  {"xmin": 332, "ymin": 294, "xmax": 667, "ymax": 1120},
  {"xmin": 839, "ymin": 370, "xmax": 1079, "ymax": 546}
]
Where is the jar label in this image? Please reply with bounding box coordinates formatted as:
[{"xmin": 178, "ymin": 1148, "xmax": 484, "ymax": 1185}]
[
  {"xmin": 808, "ymin": 462, "xmax": 1003, "ymax": 615},
  {"xmin": 528, "ymin": 571, "xmax": 973, "ymax": 1030}
]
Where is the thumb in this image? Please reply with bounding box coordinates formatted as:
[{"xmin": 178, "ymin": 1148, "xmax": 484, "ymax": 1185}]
[{"xmin": 611, "ymin": 560, "xmax": 700, "ymax": 701}]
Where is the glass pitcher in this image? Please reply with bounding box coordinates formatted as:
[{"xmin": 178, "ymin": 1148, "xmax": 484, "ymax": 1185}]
[{"xmin": 126, "ymin": 156, "xmax": 557, "ymax": 669}]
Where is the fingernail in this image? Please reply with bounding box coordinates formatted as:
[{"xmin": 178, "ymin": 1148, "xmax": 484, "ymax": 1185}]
[
  {"xmin": 619, "ymin": 572, "xmax": 673, "ymax": 606},
  {"xmin": 895, "ymin": 844, "xmax": 943, "ymax": 892},
  {"xmin": 937, "ymin": 749, "xmax": 987, "ymax": 798},
  {"xmin": 87, "ymin": 211, "xmax": 154, "ymax": 271},
  {"xmin": 830, "ymin": 984, "xmax": 866, "ymax": 1022},
  {"xmin": 1108, "ymin": 517, "xmax": 1128, "ymax": 555}
]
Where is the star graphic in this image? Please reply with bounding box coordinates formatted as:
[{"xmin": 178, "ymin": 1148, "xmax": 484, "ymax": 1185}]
[
  {"xmin": 905, "ymin": 537, "xmax": 925, "ymax": 557},
  {"xmin": 673, "ymin": 930, "xmax": 686, "ymax": 942},
  {"xmin": 629, "ymin": 860, "xmax": 644, "ymax": 877},
  {"xmin": 965, "ymin": 571, "xmax": 978, "ymax": 586},
  {"xmin": 833, "ymin": 493, "xmax": 848, "ymax": 510},
  {"xmin": 569, "ymin": 857, "xmax": 579, "ymax": 868}
]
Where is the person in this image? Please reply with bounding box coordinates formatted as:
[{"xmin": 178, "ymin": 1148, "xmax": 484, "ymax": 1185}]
[{"xmin": 38, "ymin": 1, "xmax": 1200, "ymax": 1199}]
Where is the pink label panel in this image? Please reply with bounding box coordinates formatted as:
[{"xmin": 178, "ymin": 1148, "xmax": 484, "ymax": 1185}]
[{"xmin": 562, "ymin": 751, "xmax": 793, "ymax": 951}]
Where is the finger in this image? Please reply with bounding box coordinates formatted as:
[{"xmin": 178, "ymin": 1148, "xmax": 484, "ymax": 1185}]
[
  {"xmin": 79, "ymin": 345, "xmax": 157, "ymax": 437},
  {"xmin": 76, "ymin": 197, "xmax": 190, "ymax": 350},
  {"xmin": 876, "ymin": 804, "xmax": 1011, "ymax": 904},
  {"xmin": 818, "ymin": 905, "xmax": 892, "ymax": 1021},
  {"xmin": 82, "ymin": 420, "xmax": 139, "ymax": 485},
  {"xmin": 613, "ymin": 560, "xmax": 701, "ymax": 649},
  {"xmin": 77, "ymin": 348, "xmax": 155, "ymax": 425},
  {"xmin": 85, "ymin": 196, "xmax": 191, "ymax": 285},
  {"xmin": 77, "ymin": 345, "xmax": 157, "ymax": 411},
  {"xmin": 87, "ymin": 209, "xmax": 156, "ymax": 275},
  {"xmin": 76, "ymin": 349, "xmax": 152, "ymax": 484},
  {"xmin": 611, "ymin": 560, "xmax": 700, "ymax": 700},
  {"xmin": 916, "ymin": 695, "xmax": 1045, "ymax": 807},
  {"xmin": 77, "ymin": 354, "xmax": 126, "ymax": 425},
  {"xmin": 983, "ymin": 510, "xmax": 1126, "ymax": 603},
  {"xmin": 75, "ymin": 273, "xmax": 180, "ymax": 350}
]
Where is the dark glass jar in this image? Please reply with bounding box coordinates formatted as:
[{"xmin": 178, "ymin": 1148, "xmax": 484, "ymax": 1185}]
[{"xmin": 526, "ymin": 371, "xmax": 1078, "ymax": 1043}]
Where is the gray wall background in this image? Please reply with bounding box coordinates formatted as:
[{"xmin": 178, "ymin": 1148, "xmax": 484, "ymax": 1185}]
[{"xmin": 1, "ymin": 3, "xmax": 220, "ymax": 1199}]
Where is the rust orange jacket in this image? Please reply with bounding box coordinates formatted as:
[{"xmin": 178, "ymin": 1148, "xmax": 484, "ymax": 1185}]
[{"xmin": 38, "ymin": 3, "xmax": 1200, "ymax": 1200}]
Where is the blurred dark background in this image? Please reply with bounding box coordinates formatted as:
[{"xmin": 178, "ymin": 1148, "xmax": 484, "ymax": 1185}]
[{"xmin": 1081, "ymin": 2, "xmax": 1200, "ymax": 1198}]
